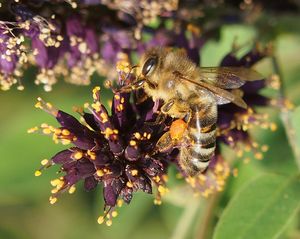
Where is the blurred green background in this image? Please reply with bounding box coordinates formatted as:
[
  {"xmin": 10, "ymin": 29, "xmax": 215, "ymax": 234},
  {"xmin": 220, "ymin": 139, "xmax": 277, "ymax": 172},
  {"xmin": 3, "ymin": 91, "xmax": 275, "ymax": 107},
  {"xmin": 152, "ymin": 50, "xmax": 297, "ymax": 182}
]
[{"xmin": 1, "ymin": 20, "xmax": 300, "ymax": 239}]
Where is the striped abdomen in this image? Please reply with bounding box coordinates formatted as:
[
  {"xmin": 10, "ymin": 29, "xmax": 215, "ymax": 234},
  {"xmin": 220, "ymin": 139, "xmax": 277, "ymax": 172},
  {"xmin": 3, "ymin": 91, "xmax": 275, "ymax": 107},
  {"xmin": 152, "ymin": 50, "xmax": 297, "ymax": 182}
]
[{"xmin": 180, "ymin": 96, "xmax": 217, "ymax": 176}]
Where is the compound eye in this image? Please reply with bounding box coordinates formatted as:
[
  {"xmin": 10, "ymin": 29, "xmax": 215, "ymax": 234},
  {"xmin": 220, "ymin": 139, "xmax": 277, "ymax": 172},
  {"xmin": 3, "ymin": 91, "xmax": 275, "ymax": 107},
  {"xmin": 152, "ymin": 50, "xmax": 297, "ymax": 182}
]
[{"xmin": 142, "ymin": 57, "xmax": 157, "ymax": 76}]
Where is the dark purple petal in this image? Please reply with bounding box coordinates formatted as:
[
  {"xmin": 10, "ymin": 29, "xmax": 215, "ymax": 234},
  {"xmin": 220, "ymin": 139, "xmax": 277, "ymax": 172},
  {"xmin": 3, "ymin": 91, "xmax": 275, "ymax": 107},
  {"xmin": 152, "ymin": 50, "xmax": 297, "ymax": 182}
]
[
  {"xmin": 84, "ymin": 176, "xmax": 98, "ymax": 191},
  {"xmin": 220, "ymin": 53, "xmax": 240, "ymax": 67},
  {"xmin": 120, "ymin": 187, "xmax": 133, "ymax": 204},
  {"xmin": 94, "ymin": 152, "xmax": 112, "ymax": 166},
  {"xmin": 244, "ymin": 94, "xmax": 269, "ymax": 106},
  {"xmin": 51, "ymin": 149, "xmax": 73, "ymax": 164},
  {"xmin": 82, "ymin": 113, "xmax": 100, "ymax": 131},
  {"xmin": 103, "ymin": 179, "xmax": 124, "ymax": 206},
  {"xmin": 125, "ymin": 145, "xmax": 140, "ymax": 161},
  {"xmin": 241, "ymin": 80, "xmax": 267, "ymax": 94}
]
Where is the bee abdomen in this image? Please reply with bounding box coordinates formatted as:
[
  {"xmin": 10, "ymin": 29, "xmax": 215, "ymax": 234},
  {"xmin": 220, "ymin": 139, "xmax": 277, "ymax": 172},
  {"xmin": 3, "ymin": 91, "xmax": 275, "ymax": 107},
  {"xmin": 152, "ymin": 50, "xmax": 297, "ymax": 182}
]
[{"xmin": 180, "ymin": 103, "xmax": 217, "ymax": 176}]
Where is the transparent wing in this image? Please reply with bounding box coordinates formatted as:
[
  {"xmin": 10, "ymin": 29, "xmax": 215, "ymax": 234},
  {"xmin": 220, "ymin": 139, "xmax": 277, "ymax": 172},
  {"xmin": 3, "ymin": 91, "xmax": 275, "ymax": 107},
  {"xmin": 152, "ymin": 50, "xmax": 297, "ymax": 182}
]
[
  {"xmin": 198, "ymin": 67, "xmax": 263, "ymax": 89},
  {"xmin": 174, "ymin": 71, "xmax": 248, "ymax": 109}
]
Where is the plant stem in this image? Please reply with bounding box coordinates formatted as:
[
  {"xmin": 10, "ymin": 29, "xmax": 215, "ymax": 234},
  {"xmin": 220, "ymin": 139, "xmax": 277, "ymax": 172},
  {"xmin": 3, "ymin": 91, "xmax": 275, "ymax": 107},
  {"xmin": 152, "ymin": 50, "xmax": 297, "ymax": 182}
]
[
  {"xmin": 170, "ymin": 197, "xmax": 202, "ymax": 239},
  {"xmin": 271, "ymin": 56, "xmax": 300, "ymax": 170},
  {"xmin": 197, "ymin": 193, "xmax": 219, "ymax": 239}
]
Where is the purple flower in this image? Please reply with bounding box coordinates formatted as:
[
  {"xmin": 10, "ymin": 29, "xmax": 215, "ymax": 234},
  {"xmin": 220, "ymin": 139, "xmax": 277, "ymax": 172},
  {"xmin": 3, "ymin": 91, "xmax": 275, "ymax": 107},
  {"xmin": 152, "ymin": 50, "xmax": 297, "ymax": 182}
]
[{"xmin": 0, "ymin": 26, "xmax": 25, "ymax": 90}]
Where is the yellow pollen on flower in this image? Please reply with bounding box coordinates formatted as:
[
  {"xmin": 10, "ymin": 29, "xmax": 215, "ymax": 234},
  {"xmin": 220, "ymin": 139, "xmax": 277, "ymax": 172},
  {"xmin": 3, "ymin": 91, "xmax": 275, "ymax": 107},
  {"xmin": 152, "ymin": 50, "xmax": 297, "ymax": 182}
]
[
  {"xmin": 131, "ymin": 169, "xmax": 138, "ymax": 176},
  {"xmin": 34, "ymin": 170, "xmax": 42, "ymax": 177},
  {"xmin": 27, "ymin": 126, "xmax": 38, "ymax": 133},
  {"xmin": 117, "ymin": 104, "xmax": 124, "ymax": 111},
  {"xmin": 198, "ymin": 174, "xmax": 207, "ymax": 183},
  {"xmin": 153, "ymin": 175, "xmax": 160, "ymax": 183},
  {"xmin": 254, "ymin": 152, "xmax": 263, "ymax": 160},
  {"xmin": 61, "ymin": 139, "xmax": 71, "ymax": 145},
  {"xmin": 50, "ymin": 178, "xmax": 64, "ymax": 187},
  {"xmin": 117, "ymin": 199, "xmax": 123, "ymax": 207},
  {"xmin": 134, "ymin": 132, "xmax": 141, "ymax": 139},
  {"xmin": 129, "ymin": 140, "xmax": 137, "ymax": 146},
  {"xmin": 270, "ymin": 123, "xmax": 277, "ymax": 131},
  {"xmin": 84, "ymin": 103, "xmax": 89, "ymax": 108},
  {"xmin": 42, "ymin": 128, "xmax": 52, "ymax": 134},
  {"xmin": 92, "ymin": 86, "xmax": 101, "ymax": 99},
  {"xmin": 87, "ymin": 150, "xmax": 96, "ymax": 160},
  {"xmin": 68, "ymin": 185, "xmax": 76, "ymax": 194},
  {"xmin": 161, "ymin": 175, "xmax": 168, "ymax": 182},
  {"xmin": 154, "ymin": 198, "xmax": 162, "ymax": 205},
  {"xmin": 49, "ymin": 196, "xmax": 57, "ymax": 204},
  {"xmin": 35, "ymin": 101, "xmax": 42, "ymax": 109},
  {"xmin": 186, "ymin": 176, "xmax": 196, "ymax": 188},
  {"xmin": 100, "ymin": 112, "xmax": 108, "ymax": 123},
  {"xmin": 114, "ymin": 94, "xmax": 120, "ymax": 100},
  {"xmin": 126, "ymin": 181, "xmax": 133, "ymax": 188},
  {"xmin": 106, "ymin": 220, "xmax": 113, "ymax": 227},
  {"xmin": 112, "ymin": 211, "xmax": 118, "ymax": 218},
  {"xmin": 102, "ymin": 127, "xmax": 114, "ymax": 139},
  {"xmin": 51, "ymin": 188, "xmax": 59, "ymax": 194},
  {"xmin": 92, "ymin": 102, "xmax": 101, "ymax": 112},
  {"xmin": 97, "ymin": 216, "xmax": 105, "ymax": 224},
  {"xmin": 158, "ymin": 185, "xmax": 168, "ymax": 195},
  {"xmin": 54, "ymin": 128, "xmax": 62, "ymax": 134},
  {"xmin": 261, "ymin": 145, "xmax": 269, "ymax": 152},
  {"xmin": 73, "ymin": 151, "xmax": 83, "ymax": 160},
  {"xmin": 96, "ymin": 169, "xmax": 104, "ymax": 177},
  {"xmin": 62, "ymin": 129, "xmax": 70, "ymax": 136},
  {"xmin": 41, "ymin": 159, "xmax": 49, "ymax": 165}
]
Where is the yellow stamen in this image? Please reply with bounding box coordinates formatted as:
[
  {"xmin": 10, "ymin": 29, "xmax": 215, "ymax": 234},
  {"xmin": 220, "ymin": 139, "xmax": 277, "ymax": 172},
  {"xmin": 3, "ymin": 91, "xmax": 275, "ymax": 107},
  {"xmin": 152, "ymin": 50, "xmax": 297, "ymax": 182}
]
[
  {"xmin": 97, "ymin": 216, "xmax": 105, "ymax": 224},
  {"xmin": 41, "ymin": 159, "xmax": 49, "ymax": 165},
  {"xmin": 131, "ymin": 169, "xmax": 138, "ymax": 176},
  {"xmin": 49, "ymin": 196, "xmax": 57, "ymax": 204},
  {"xmin": 126, "ymin": 181, "xmax": 133, "ymax": 188},
  {"xmin": 68, "ymin": 185, "xmax": 76, "ymax": 194}
]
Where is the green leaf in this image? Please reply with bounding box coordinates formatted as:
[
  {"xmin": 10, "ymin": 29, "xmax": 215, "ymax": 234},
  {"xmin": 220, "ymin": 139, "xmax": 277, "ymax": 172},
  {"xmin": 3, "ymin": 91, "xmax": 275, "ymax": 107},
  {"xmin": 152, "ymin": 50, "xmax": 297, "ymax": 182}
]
[
  {"xmin": 213, "ymin": 174, "xmax": 300, "ymax": 239},
  {"xmin": 291, "ymin": 106, "xmax": 300, "ymax": 148}
]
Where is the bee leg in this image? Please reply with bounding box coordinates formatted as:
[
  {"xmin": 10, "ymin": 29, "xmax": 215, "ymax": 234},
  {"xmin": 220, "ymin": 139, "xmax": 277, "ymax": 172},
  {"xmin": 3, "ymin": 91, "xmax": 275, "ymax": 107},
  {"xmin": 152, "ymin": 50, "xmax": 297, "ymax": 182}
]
[
  {"xmin": 145, "ymin": 99, "xmax": 176, "ymax": 126},
  {"xmin": 161, "ymin": 99, "xmax": 175, "ymax": 114},
  {"xmin": 116, "ymin": 79, "xmax": 145, "ymax": 93},
  {"xmin": 145, "ymin": 112, "xmax": 166, "ymax": 126},
  {"xmin": 155, "ymin": 131, "xmax": 175, "ymax": 153}
]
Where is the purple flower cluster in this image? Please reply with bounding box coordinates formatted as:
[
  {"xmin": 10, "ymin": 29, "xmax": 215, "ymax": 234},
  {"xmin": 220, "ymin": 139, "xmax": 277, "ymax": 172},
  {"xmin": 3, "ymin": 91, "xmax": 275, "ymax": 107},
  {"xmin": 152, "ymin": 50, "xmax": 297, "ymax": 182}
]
[
  {"xmin": 0, "ymin": 0, "xmax": 180, "ymax": 90},
  {"xmin": 2, "ymin": 0, "xmax": 281, "ymax": 91},
  {"xmin": 30, "ymin": 44, "xmax": 278, "ymax": 225}
]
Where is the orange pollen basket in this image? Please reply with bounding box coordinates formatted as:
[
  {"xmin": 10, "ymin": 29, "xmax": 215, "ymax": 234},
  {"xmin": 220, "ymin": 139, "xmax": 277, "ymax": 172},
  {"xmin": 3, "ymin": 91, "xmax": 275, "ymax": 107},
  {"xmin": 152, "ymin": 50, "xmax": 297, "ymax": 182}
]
[{"xmin": 170, "ymin": 119, "xmax": 188, "ymax": 140}]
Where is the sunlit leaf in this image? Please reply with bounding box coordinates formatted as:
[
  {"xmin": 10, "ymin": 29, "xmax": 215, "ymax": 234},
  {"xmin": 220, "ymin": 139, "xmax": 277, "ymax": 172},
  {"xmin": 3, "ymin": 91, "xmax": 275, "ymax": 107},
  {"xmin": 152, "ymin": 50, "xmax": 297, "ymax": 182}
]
[{"xmin": 213, "ymin": 174, "xmax": 300, "ymax": 239}]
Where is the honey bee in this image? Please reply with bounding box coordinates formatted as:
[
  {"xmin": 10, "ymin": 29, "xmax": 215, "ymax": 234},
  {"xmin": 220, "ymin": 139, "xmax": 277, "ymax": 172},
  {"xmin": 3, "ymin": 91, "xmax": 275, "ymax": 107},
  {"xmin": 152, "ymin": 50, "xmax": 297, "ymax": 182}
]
[{"xmin": 119, "ymin": 47, "xmax": 262, "ymax": 176}]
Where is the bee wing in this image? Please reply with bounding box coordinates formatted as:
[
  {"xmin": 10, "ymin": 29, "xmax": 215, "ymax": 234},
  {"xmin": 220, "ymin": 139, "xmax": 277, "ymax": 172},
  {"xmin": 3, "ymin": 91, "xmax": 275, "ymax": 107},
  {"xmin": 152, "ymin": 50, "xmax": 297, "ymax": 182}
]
[
  {"xmin": 198, "ymin": 67, "xmax": 263, "ymax": 89},
  {"xmin": 176, "ymin": 73, "xmax": 248, "ymax": 109}
]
